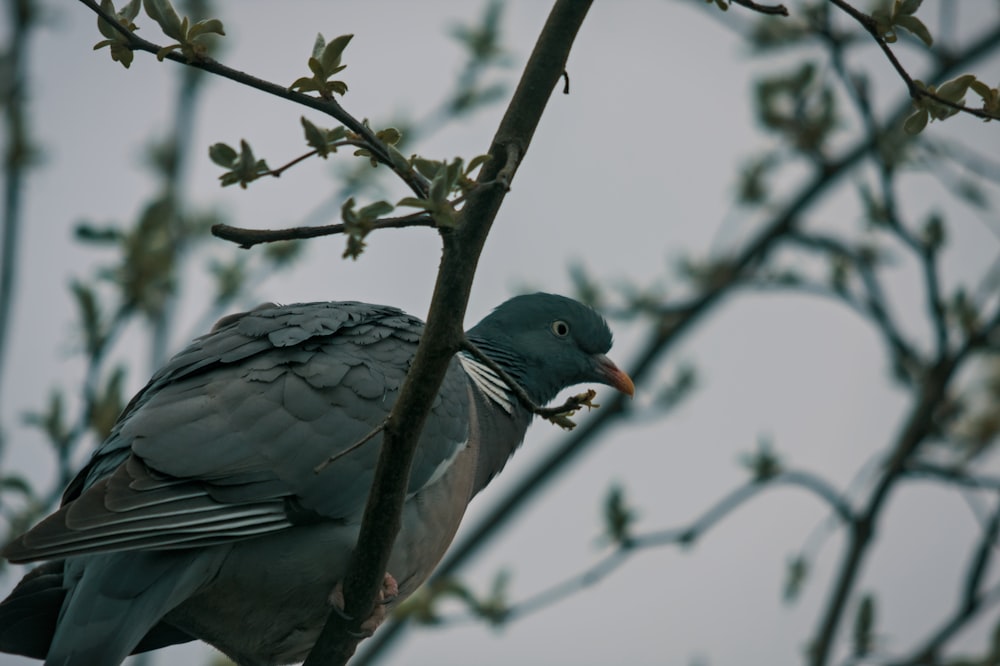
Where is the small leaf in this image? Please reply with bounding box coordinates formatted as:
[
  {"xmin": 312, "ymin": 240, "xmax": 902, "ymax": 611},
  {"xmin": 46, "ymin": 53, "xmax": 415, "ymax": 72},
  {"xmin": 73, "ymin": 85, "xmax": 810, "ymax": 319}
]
[
  {"xmin": 120, "ymin": 0, "xmax": 141, "ymax": 19},
  {"xmin": 71, "ymin": 280, "xmax": 102, "ymax": 356},
  {"xmin": 94, "ymin": 0, "xmax": 138, "ymax": 68},
  {"xmin": 376, "ymin": 127, "xmax": 402, "ymax": 145},
  {"xmin": 97, "ymin": 0, "xmax": 122, "ymax": 39},
  {"xmin": 340, "ymin": 197, "xmax": 369, "ymax": 259},
  {"xmin": 739, "ymin": 436, "xmax": 782, "ymax": 481},
  {"xmin": 852, "ymin": 594, "xmax": 877, "ymax": 657},
  {"xmin": 213, "ymin": 140, "xmax": 269, "ymax": 188},
  {"xmin": 970, "ymin": 79, "xmax": 993, "ymax": 99},
  {"xmin": 289, "ymin": 77, "xmax": 319, "ymax": 94},
  {"xmin": 893, "ymin": 14, "xmax": 932, "ymax": 47},
  {"xmin": 188, "ymin": 17, "xmax": 225, "ymax": 40},
  {"xmin": 428, "ymin": 171, "xmax": 449, "ymax": 204},
  {"xmin": 937, "ymin": 74, "xmax": 975, "ymax": 104},
  {"xmin": 320, "ymin": 34, "xmax": 354, "ymax": 74},
  {"xmin": 89, "ymin": 366, "xmax": 127, "ymax": 440},
  {"xmin": 358, "ymin": 200, "xmax": 394, "ymax": 220},
  {"xmin": 465, "ymin": 154, "xmax": 491, "ymax": 175},
  {"xmin": 397, "ymin": 196, "xmax": 434, "ymax": 211},
  {"xmin": 921, "ymin": 213, "xmax": 946, "ymax": 250},
  {"xmin": 208, "ymin": 142, "xmax": 238, "ymax": 167},
  {"xmin": 155, "ymin": 44, "xmax": 180, "ymax": 61},
  {"xmin": 310, "ymin": 33, "xmax": 326, "ymax": 61},
  {"xmin": 902, "ymin": 109, "xmax": 929, "ymax": 135},
  {"xmin": 602, "ymin": 483, "xmax": 636, "ymax": 546},
  {"xmin": 784, "ymin": 556, "xmax": 809, "ymax": 603},
  {"xmin": 412, "ymin": 157, "xmax": 443, "ymax": 180},
  {"xmin": 142, "ymin": 0, "xmax": 185, "ymax": 41},
  {"xmin": 301, "ymin": 117, "xmax": 331, "ymax": 157},
  {"xmin": 307, "ymin": 56, "xmax": 325, "ymax": 80},
  {"xmin": 897, "ymin": 0, "xmax": 923, "ymax": 16}
]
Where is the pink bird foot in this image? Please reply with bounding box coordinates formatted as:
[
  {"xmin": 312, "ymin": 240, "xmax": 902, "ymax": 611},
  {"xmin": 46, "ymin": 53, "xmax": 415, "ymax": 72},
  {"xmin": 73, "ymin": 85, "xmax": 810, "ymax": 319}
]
[{"xmin": 329, "ymin": 572, "xmax": 399, "ymax": 637}]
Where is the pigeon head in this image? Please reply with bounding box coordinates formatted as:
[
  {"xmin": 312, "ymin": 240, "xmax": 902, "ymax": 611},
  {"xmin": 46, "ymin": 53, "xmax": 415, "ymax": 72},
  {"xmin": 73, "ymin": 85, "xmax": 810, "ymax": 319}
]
[{"xmin": 467, "ymin": 292, "xmax": 634, "ymax": 405}]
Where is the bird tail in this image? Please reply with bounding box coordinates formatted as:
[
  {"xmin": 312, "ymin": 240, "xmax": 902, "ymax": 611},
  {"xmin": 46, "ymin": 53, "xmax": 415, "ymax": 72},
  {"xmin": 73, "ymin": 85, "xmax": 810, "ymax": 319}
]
[
  {"xmin": 0, "ymin": 560, "xmax": 66, "ymax": 658},
  {"xmin": 36, "ymin": 550, "xmax": 217, "ymax": 666}
]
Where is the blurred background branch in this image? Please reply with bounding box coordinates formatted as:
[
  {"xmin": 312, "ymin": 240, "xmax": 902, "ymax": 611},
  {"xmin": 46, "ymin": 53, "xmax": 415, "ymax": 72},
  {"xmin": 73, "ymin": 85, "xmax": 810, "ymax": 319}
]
[{"xmin": 2, "ymin": 2, "xmax": 1000, "ymax": 666}]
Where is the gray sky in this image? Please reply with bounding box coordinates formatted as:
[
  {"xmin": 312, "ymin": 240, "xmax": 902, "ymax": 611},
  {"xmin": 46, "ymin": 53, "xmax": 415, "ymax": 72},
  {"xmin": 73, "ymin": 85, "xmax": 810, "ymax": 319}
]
[{"xmin": 2, "ymin": 2, "xmax": 1000, "ymax": 665}]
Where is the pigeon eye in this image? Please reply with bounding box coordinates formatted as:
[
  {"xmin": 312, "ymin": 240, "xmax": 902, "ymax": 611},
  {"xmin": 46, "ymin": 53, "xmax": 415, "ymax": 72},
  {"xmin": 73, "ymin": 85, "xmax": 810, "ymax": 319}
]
[{"xmin": 551, "ymin": 320, "xmax": 570, "ymax": 337}]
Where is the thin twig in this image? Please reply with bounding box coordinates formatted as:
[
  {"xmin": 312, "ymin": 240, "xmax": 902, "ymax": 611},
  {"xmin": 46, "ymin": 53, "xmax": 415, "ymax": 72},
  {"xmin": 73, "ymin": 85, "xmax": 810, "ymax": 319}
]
[
  {"xmin": 77, "ymin": 0, "xmax": 430, "ymax": 199},
  {"xmin": 780, "ymin": 230, "xmax": 921, "ymax": 375},
  {"xmin": 211, "ymin": 212, "xmax": 435, "ymax": 249},
  {"xmin": 260, "ymin": 140, "xmax": 369, "ymax": 180},
  {"xmin": 868, "ymin": 141, "xmax": 952, "ymax": 360},
  {"xmin": 314, "ymin": 422, "xmax": 385, "ymax": 474},
  {"xmin": 731, "ymin": 0, "xmax": 789, "ymax": 16},
  {"xmin": 903, "ymin": 461, "xmax": 1000, "ymax": 492},
  {"xmin": 642, "ymin": 470, "xmax": 855, "ymax": 545},
  {"xmin": 886, "ymin": 500, "xmax": 1000, "ymax": 664},
  {"xmin": 826, "ymin": 0, "xmax": 999, "ymax": 122},
  {"xmin": 425, "ymin": 467, "xmax": 851, "ymax": 628}
]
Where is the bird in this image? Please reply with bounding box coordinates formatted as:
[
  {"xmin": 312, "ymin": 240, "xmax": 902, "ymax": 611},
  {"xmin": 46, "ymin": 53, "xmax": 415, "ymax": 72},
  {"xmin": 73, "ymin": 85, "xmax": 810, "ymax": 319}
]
[{"xmin": 0, "ymin": 292, "xmax": 634, "ymax": 666}]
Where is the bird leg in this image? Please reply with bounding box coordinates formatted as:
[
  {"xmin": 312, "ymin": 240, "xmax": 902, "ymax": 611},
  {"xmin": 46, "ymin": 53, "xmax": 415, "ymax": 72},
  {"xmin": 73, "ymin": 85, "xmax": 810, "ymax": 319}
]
[{"xmin": 328, "ymin": 572, "xmax": 399, "ymax": 637}]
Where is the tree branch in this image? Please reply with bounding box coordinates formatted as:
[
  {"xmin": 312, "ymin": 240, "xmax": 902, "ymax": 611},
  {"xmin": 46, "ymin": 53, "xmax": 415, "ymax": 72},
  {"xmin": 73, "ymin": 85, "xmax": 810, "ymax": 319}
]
[
  {"xmin": 0, "ymin": 0, "xmax": 36, "ymax": 437},
  {"xmin": 77, "ymin": 0, "xmax": 430, "ymax": 198},
  {"xmin": 780, "ymin": 230, "xmax": 921, "ymax": 376},
  {"xmin": 417, "ymin": 467, "xmax": 852, "ymax": 629},
  {"xmin": 826, "ymin": 0, "xmax": 1000, "ymax": 122},
  {"xmin": 211, "ymin": 213, "xmax": 435, "ymax": 249},
  {"xmin": 302, "ymin": 3, "xmax": 594, "ymax": 663},
  {"xmin": 887, "ymin": 499, "xmax": 1000, "ymax": 664},
  {"xmin": 731, "ymin": 0, "xmax": 789, "ymax": 17},
  {"xmin": 809, "ymin": 354, "xmax": 961, "ymax": 666},
  {"xmin": 903, "ymin": 461, "xmax": 1000, "ymax": 493}
]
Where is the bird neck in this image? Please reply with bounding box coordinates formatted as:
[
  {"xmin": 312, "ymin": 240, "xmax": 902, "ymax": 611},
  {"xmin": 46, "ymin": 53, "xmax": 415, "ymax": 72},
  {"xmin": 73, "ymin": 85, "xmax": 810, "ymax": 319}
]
[
  {"xmin": 458, "ymin": 351, "xmax": 535, "ymax": 497},
  {"xmin": 463, "ymin": 333, "xmax": 545, "ymax": 405}
]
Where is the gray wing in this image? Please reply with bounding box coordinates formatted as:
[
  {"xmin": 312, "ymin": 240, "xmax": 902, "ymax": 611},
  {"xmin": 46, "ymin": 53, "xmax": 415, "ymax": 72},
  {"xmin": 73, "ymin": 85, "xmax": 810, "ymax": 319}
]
[{"xmin": 3, "ymin": 301, "xmax": 472, "ymax": 563}]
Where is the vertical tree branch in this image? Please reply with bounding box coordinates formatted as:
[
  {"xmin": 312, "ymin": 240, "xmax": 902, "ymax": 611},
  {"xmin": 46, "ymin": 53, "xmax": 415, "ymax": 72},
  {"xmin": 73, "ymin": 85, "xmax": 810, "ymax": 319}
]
[
  {"xmin": 888, "ymin": 498, "xmax": 1000, "ymax": 664},
  {"xmin": 0, "ymin": 0, "xmax": 35, "ymax": 433},
  {"xmin": 302, "ymin": 2, "xmax": 593, "ymax": 664},
  {"xmin": 149, "ymin": 58, "xmax": 208, "ymax": 370},
  {"xmin": 809, "ymin": 357, "xmax": 958, "ymax": 666}
]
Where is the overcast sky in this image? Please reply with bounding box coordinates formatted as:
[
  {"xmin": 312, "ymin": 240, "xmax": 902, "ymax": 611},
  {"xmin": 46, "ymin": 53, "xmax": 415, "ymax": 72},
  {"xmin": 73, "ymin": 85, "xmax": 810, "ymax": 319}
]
[{"xmin": 2, "ymin": 2, "xmax": 1000, "ymax": 665}]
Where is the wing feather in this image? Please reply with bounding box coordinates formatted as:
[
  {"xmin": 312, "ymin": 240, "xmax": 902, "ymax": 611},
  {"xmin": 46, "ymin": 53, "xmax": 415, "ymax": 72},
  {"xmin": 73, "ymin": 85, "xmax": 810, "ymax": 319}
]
[{"xmin": 3, "ymin": 301, "xmax": 473, "ymax": 564}]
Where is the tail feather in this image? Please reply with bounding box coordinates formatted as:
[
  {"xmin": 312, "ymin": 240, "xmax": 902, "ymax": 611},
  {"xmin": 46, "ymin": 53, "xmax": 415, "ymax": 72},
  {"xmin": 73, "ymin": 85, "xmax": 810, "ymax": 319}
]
[
  {"xmin": 39, "ymin": 549, "xmax": 220, "ymax": 666},
  {"xmin": 0, "ymin": 561, "xmax": 65, "ymax": 658}
]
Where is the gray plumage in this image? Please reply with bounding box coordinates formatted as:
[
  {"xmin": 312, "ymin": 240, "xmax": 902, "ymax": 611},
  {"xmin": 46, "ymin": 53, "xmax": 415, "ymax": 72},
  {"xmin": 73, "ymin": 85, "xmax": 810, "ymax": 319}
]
[{"xmin": 0, "ymin": 293, "xmax": 633, "ymax": 666}]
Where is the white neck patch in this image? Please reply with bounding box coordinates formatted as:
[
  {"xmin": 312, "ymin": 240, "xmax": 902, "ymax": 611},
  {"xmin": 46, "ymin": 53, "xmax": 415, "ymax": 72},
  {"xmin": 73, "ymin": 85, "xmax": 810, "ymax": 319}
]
[{"xmin": 458, "ymin": 353, "xmax": 515, "ymax": 414}]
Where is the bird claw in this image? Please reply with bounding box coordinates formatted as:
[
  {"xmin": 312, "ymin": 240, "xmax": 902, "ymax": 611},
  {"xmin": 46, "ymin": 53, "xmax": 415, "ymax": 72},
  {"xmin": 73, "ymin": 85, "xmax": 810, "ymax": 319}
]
[{"xmin": 328, "ymin": 572, "xmax": 399, "ymax": 637}]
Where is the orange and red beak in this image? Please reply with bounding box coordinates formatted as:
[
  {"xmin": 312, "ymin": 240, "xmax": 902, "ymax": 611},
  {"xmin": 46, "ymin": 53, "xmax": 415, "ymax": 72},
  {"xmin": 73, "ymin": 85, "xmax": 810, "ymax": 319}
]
[{"xmin": 593, "ymin": 354, "xmax": 635, "ymax": 397}]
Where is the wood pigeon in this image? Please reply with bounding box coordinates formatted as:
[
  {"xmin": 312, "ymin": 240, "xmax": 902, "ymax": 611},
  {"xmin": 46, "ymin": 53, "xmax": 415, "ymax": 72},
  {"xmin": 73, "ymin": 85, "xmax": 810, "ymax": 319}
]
[{"xmin": 0, "ymin": 292, "xmax": 633, "ymax": 666}]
